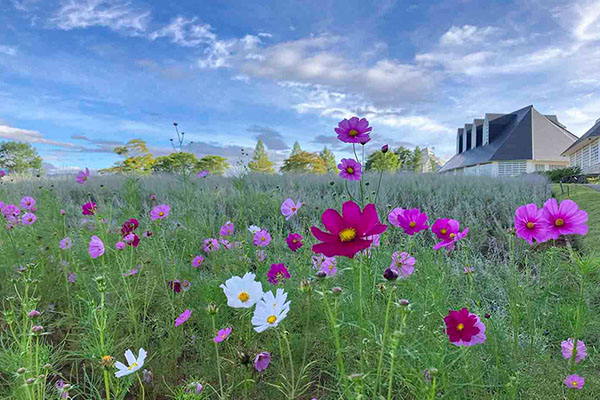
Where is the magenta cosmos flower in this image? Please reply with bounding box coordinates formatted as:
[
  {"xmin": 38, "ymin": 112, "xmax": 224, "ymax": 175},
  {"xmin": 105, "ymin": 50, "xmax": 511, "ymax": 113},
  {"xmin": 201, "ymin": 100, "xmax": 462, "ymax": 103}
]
[
  {"xmin": 564, "ymin": 374, "xmax": 584, "ymax": 390},
  {"xmin": 197, "ymin": 170, "xmax": 209, "ymax": 178},
  {"xmin": 286, "ymin": 233, "xmax": 303, "ymax": 252},
  {"xmin": 22, "ymin": 212, "xmax": 36, "ymax": 225},
  {"xmin": 514, "ymin": 204, "xmax": 549, "ymax": 244},
  {"xmin": 115, "ymin": 241, "xmax": 126, "ymax": 250},
  {"xmin": 20, "ymin": 196, "xmax": 36, "ymax": 210},
  {"xmin": 444, "ymin": 308, "xmax": 486, "ymax": 346},
  {"xmin": 150, "ymin": 204, "xmax": 170, "ymax": 221},
  {"xmin": 220, "ymin": 221, "xmax": 234, "ymax": 236},
  {"xmin": 311, "ymin": 201, "xmax": 387, "ymax": 258},
  {"xmin": 253, "ymin": 229, "xmax": 272, "ymax": 247},
  {"xmin": 267, "ymin": 263, "xmax": 290, "ymax": 285},
  {"xmin": 281, "ymin": 198, "xmax": 302, "ymax": 220},
  {"xmin": 81, "ymin": 202, "xmax": 97, "ymax": 216},
  {"xmin": 213, "ymin": 327, "xmax": 232, "ymax": 343},
  {"xmin": 337, "ymin": 158, "xmax": 362, "ymax": 181},
  {"xmin": 192, "ymin": 255, "xmax": 204, "ymax": 268},
  {"xmin": 124, "ymin": 233, "xmax": 140, "ymax": 247},
  {"xmin": 561, "ymin": 338, "xmax": 587, "ymax": 363},
  {"xmin": 0, "ymin": 169, "xmax": 5, "ymax": 177},
  {"xmin": 431, "ymin": 218, "xmax": 469, "ymax": 251},
  {"xmin": 388, "ymin": 207, "xmax": 429, "ymax": 235},
  {"xmin": 254, "ymin": 351, "xmax": 271, "ymax": 372},
  {"xmin": 168, "ymin": 279, "xmax": 182, "ymax": 293},
  {"xmin": 540, "ymin": 198, "xmax": 588, "ymax": 239},
  {"xmin": 175, "ymin": 309, "xmax": 192, "ymax": 327},
  {"xmin": 88, "ymin": 235, "xmax": 105, "ymax": 259},
  {"xmin": 390, "ymin": 251, "xmax": 415, "ymax": 278},
  {"xmin": 121, "ymin": 218, "xmax": 139, "ymax": 236},
  {"xmin": 60, "ymin": 237, "xmax": 72, "ymax": 250},
  {"xmin": 335, "ymin": 117, "xmax": 372, "ymax": 144},
  {"xmin": 76, "ymin": 168, "xmax": 90, "ymax": 184},
  {"xmin": 203, "ymin": 238, "xmax": 220, "ymax": 253}
]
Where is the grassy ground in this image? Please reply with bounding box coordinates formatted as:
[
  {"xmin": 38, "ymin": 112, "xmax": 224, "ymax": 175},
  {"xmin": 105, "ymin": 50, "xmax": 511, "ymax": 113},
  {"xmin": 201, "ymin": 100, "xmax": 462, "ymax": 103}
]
[
  {"xmin": 553, "ymin": 183, "xmax": 600, "ymax": 251},
  {"xmin": 0, "ymin": 173, "xmax": 598, "ymax": 399}
]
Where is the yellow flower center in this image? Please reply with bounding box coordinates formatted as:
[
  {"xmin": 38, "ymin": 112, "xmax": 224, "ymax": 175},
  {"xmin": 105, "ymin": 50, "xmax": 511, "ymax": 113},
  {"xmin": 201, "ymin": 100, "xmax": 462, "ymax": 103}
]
[
  {"xmin": 329, "ymin": 265, "xmax": 334, "ymax": 270},
  {"xmin": 449, "ymin": 233, "xmax": 456, "ymax": 238},
  {"xmin": 261, "ymin": 237, "xmax": 265, "ymax": 241},
  {"xmin": 238, "ymin": 292, "xmax": 250, "ymax": 302},
  {"xmin": 292, "ymin": 239, "xmax": 297, "ymax": 243},
  {"xmin": 267, "ymin": 315, "xmax": 277, "ymax": 324},
  {"xmin": 339, "ymin": 228, "xmax": 357, "ymax": 242},
  {"xmin": 555, "ymin": 218, "xmax": 564, "ymax": 227},
  {"xmin": 526, "ymin": 222, "xmax": 534, "ymax": 229},
  {"xmin": 291, "ymin": 207, "xmax": 296, "ymax": 212},
  {"xmin": 348, "ymin": 129, "xmax": 358, "ymax": 137},
  {"xmin": 572, "ymin": 381, "xmax": 578, "ymax": 387},
  {"xmin": 347, "ymin": 167, "xmax": 354, "ymax": 174},
  {"xmin": 440, "ymin": 228, "xmax": 447, "ymax": 235},
  {"xmin": 457, "ymin": 323, "xmax": 464, "ymax": 331},
  {"xmin": 159, "ymin": 211, "xmax": 164, "ymax": 216},
  {"xmin": 102, "ymin": 355, "xmax": 112, "ymax": 361},
  {"xmin": 409, "ymin": 221, "xmax": 416, "ymax": 228},
  {"xmin": 128, "ymin": 362, "xmax": 138, "ymax": 370}
]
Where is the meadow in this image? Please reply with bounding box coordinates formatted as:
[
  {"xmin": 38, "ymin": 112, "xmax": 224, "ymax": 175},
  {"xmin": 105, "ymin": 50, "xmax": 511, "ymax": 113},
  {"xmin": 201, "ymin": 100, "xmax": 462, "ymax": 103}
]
[{"xmin": 0, "ymin": 171, "xmax": 598, "ymax": 400}]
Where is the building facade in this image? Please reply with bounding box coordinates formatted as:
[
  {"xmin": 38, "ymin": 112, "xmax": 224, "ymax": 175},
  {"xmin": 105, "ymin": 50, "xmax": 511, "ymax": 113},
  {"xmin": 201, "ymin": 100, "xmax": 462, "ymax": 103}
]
[{"xmin": 561, "ymin": 118, "xmax": 600, "ymax": 175}]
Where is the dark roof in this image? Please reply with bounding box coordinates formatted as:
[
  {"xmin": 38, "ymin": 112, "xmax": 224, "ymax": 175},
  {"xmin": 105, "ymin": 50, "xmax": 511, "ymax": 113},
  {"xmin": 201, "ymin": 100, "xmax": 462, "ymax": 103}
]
[{"xmin": 562, "ymin": 119, "xmax": 600, "ymax": 155}]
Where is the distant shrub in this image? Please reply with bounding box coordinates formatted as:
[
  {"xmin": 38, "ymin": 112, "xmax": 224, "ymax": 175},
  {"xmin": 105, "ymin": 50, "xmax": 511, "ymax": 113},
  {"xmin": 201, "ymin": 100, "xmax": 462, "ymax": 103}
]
[{"xmin": 544, "ymin": 166, "xmax": 582, "ymax": 183}]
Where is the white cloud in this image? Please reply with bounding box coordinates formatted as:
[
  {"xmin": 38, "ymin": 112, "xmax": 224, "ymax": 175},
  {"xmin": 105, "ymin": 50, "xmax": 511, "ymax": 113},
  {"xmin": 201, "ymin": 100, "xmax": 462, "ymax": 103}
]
[
  {"xmin": 553, "ymin": 0, "xmax": 600, "ymax": 42},
  {"xmin": 439, "ymin": 25, "xmax": 498, "ymax": 46},
  {"xmin": 0, "ymin": 124, "xmax": 80, "ymax": 149},
  {"xmin": 0, "ymin": 45, "xmax": 17, "ymax": 56},
  {"xmin": 149, "ymin": 16, "xmax": 215, "ymax": 47}
]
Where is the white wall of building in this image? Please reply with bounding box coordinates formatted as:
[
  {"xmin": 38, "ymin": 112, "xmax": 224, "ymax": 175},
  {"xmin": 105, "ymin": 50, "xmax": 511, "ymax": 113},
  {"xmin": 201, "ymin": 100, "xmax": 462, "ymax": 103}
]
[{"xmin": 568, "ymin": 138, "xmax": 600, "ymax": 174}]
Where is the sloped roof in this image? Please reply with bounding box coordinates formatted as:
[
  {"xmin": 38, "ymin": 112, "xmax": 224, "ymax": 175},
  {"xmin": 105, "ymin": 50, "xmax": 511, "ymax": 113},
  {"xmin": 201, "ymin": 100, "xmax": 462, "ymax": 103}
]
[{"xmin": 562, "ymin": 119, "xmax": 600, "ymax": 155}]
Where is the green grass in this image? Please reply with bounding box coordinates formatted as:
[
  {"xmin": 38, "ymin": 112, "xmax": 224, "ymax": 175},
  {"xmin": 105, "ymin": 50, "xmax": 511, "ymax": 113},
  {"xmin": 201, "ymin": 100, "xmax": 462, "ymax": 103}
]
[
  {"xmin": 553, "ymin": 184, "xmax": 600, "ymax": 251},
  {"xmin": 0, "ymin": 173, "xmax": 598, "ymax": 399}
]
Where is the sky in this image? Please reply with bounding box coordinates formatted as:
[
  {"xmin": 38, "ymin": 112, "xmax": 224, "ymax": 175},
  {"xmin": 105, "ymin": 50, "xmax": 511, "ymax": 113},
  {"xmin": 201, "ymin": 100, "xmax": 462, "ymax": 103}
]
[{"xmin": 1, "ymin": 0, "xmax": 600, "ymax": 172}]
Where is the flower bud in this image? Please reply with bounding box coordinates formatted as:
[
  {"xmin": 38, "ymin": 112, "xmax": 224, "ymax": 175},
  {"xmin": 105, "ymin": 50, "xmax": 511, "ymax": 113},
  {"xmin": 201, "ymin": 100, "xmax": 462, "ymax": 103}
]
[
  {"xmin": 206, "ymin": 302, "xmax": 219, "ymax": 315},
  {"xmin": 25, "ymin": 377, "xmax": 35, "ymax": 385},
  {"xmin": 142, "ymin": 369, "xmax": 153, "ymax": 383},
  {"xmin": 331, "ymin": 287, "xmax": 342, "ymax": 295},
  {"xmin": 398, "ymin": 299, "xmax": 410, "ymax": 306},
  {"xmin": 100, "ymin": 355, "xmax": 114, "ymax": 367},
  {"xmin": 31, "ymin": 325, "xmax": 43, "ymax": 334},
  {"xmin": 315, "ymin": 270, "xmax": 327, "ymax": 279},
  {"xmin": 44, "ymin": 363, "xmax": 52, "ymax": 370},
  {"xmin": 300, "ymin": 278, "xmax": 313, "ymax": 293},
  {"xmin": 17, "ymin": 367, "xmax": 26, "ymax": 374},
  {"xmin": 27, "ymin": 310, "xmax": 40, "ymax": 318},
  {"xmin": 381, "ymin": 144, "xmax": 389, "ymax": 153},
  {"xmin": 383, "ymin": 267, "xmax": 398, "ymax": 281}
]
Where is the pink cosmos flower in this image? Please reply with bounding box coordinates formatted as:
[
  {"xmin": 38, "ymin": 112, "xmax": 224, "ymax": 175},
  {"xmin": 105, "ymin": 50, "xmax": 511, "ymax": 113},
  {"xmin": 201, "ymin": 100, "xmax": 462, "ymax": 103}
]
[
  {"xmin": 312, "ymin": 254, "xmax": 336, "ymax": 270},
  {"xmin": 182, "ymin": 279, "xmax": 191, "ymax": 291},
  {"xmin": 76, "ymin": 168, "xmax": 90, "ymax": 184},
  {"xmin": 2, "ymin": 204, "xmax": 20, "ymax": 218},
  {"xmin": 121, "ymin": 218, "xmax": 139, "ymax": 236},
  {"xmin": 335, "ymin": 117, "xmax": 372, "ymax": 144},
  {"xmin": 150, "ymin": 204, "xmax": 170, "ymax": 221},
  {"xmin": 82, "ymin": 202, "xmax": 97, "ymax": 216},
  {"xmin": 68, "ymin": 272, "xmax": 77, "ymax": 284},
  {"xmin": 431, "ymin": 218, "xmax": 469, "ymax": 252},
  {"xmin": 186, "ymin": 382, "xmax": 203, "ymax": 395},
  {"xmin": 88, "ymin": 235, "xmax": 105, "ymax": 259},
  {"xmin": 213, "ymin": 327, "xmax": 232, "ymax": 343},
  {"xmin": 267, "ymin": 263, "xmax": 290, "ymax": 285},
  {"xmin": 60, "ymin": 209, "xmax": 66, "ymax": 216},
  {"xmin": 561, "ymin": 338, "xmax": 587, "ymax": 363},
  {"xmin": 311, "ymin": 201, "xmax": 387, "ymax": 258},
  {"xmin": 197, "ymin": 170, "xmax": 209, "ymax": 178},
  {"xmin": 253, "ymin": 229, "xmax": 271, "ymax": 247},
  {"xmin": 115, "ymin": 241, "xmax": 126, "ymax": 250},
  {"xmin": 337, "ymin": 158, "xmax": 362, "ymax": 181},
  {"xmin": 514, "ymin": 204, "xmax": 549, "ymax": 244},
  {"xmin": 286, "ymin": 233, "xmax": 303, "ymax": 252},
  {"xmin": 220, "ymin": 221, "xmax": 234, "ymax": 236},
  {"xmin": 22, "ymin": 212, "xmax": 36, "ymax": 225},
  {"xmin": 219, "ymin": 238, "xmax": 232, "ymax": 249},
  {"xmin": 192, "ymin": 255, "xmax": 204, "ymax": 268},
  {"xmin": 319, "ymin": 261, "xmax": 337, "ymax": 277},
  {"xmin": 390, "ymin": 251, "xmax": 415, "ymax": 278},
  {"xmin": 281, "ymin": 198, "xmax": 302, "ymax": 220},
  {"xmin": 444, "ymin": 308, "xmax": 486, "ymax": 346},
  {"xmin": 203, "ymin": 238, "xmax": 220, "ymax": 253},
  {"xmin": 254, "ymin": 351, "xmax": 271, "ymax": 372},
  {"xmin": 564, "ymin": 374, "xmax": 584, "ymax": 390},
  {"xmin": 388, "ymin": 207, "xmax": 429, "ymax": 235},
  {"xmin": 122, "ymin": 267, "xmax": 140, "ymax": 277},
  {"xmin": 124, "ymin": 233, "xmax": 140, "ymax": 247},
  {"xmin": 60, "ymin": 237, "xmax": 72, "ymax": 250},
  {"xmin": 20, "ymin": 196, "xmax": 36, "ymax": 210},
  {"xmin": 256, "ymin": 249, "xmax": 266, "ymax": 262},
  {"xmin": 540, "ymin": 198, "xmax": 588, "ymax": 239},
  {"xmin": 0, "ymin": 170, "xmax": 5, "ymax": 178},
  {"xmin": 175, "ymin": 309, "xmax": 192, "ymax": 327}
]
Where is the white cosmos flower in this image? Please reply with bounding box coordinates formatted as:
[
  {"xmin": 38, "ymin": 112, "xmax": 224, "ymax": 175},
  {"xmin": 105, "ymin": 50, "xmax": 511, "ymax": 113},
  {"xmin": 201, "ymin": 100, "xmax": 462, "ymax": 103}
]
[
  {"xmin": 251, "ymin": 288, "xmax": 290, "ymax": 333},
  {"xmin": 247, "ymin": 225, "xmax": 261, "ymax": 234},
  {"xmin": 220, "ymin": 272, "xmax": 264, "ymax": 308},
  {"xmin": 115, "ymin": 348, "xmax": 147, "ymax": 378}
]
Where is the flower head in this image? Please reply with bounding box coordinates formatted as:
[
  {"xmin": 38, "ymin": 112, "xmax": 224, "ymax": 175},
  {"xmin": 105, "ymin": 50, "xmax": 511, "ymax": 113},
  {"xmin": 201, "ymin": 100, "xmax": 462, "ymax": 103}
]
[
  {"xmin": 514, "ymin": 204, "xmax": 549, "ymax": 244},
  {"xmin": 115, "ymin": 241, "xmax": 126, "ymax": 250},
  {"xmin": 192, "ymin": 255, "xmax": 204, "ymax": 268},
  {"xmin": 267, "ymin": 263, "xmax": 290, "ymax": 285},
  {"xmin": 22, "ymin": 212, "xmax": 36, "ymax": 225},
  {"xmin": 337, "ymin": 158, "xmax": 362, "ymax": 181},
  {"xmin": 186, "ymin": 382, "xmax": 203, "ymax": 395},
  {"xmin": 219, "ymin": 237, "xmax": 232, "ymax": 249},
  {"xmin": 60, "ymin": 237, "xmax": 72, "ymax": 250},
  {"xmin": 150, "ymin": 204, "xmax": 170, "ymax": 221},
  {"xmin": 281, "ymin": 198, "xmax": 302, "ymax": 220},
  {"xmin": 76, "ymin": 168, "xmax": 90, "ymax": 184},
  {"xmin": 175, "ymin": 309, "xmax": 192, "ymax": 327},
  {"xmin": 431, "ymin": 218, "xmax": 468, "ymax": 252},
  {"xmin": 20, "ymin": 196, "xmax": 36, "ymax": 210},
  {"xmin": 564, "ymin": 374, "xmax": 584, "ymax": 390},
  {"xmin": 82, "ymin": 202, "xmax": 97, "ymax": 216},
  {"xmin": 197, "ymin": 170, "xmax": 209, "ymax": 178},
  {"xmin": 335, "ymin": 117, "xmax": 372, "ymax": 144},
  {"xmin": 168, "ymin": 280, "xmax": 182, "ymax": 293},
  {"xmin": 286, "ymin": 233, "xmax": 304, "ymax": 252},
  {"xmin": 444, "ymin": 308, "xmax": 486, "ymax": 346},
  {"xmin": 203, "ymin": 238, "xmax": 220, "ymax": 253},
  {"xmin": 220, "ymin": 221, "xmax": 235, "ymax": 236},
  {"xmin": 248, "ymin": 225, "xmax": 261, "ymax": 234},
  {"xmin": 122, "ymin": 267, "xmax": 139, "ymax": 277},
  {"xmin": 68, "ymin": 272, "xmax": 77, "ymax": 284},
  {"xmin": 540, "ymin": 198, "xmax": 588, "ymax": 239},
  {"xmin": 124, "ymin": 233, "xmax": 140, "ymax": 247},
  {"xmin": 114, "ymin": 348, "xmax": 146, "ymax": 378},
  {"xmin": 213, "ymin": 326, "xmax": 232, "ymax": 343},
  {"xmin": 254, "ymin": 351, "xmax": 271, "ymax": 372},
  {"xmin": 388, "ymin": 208, "xmax": 429, "ymax": 235},
  {"xmin": 561, "ymin": 338, "xmax": 587, "ymax": 363},
  {"xmin": 88, "ymin": 235, "xmax": 105, "ymax": 259},
  {"xmin": 2, "ymin": 204, "xmax": 20, "ymax": 218},
  {"xmin": 251, "ymin": 288, "xmax": 290, "ymax": 333},
  {"xmin": 311, "ymin": 201, "xmax": 387, "ymax": 258},
  {"xmin": 0, "ymin": 170, "xmax": 5, "ymax": 177},
  {"xmin": 253, "ymin": 229, "xmax": 272, "ymax": 247},
  {"xmin": 390, "ymin": 251, "xmax": 416, "ymax": 278},
  {"xmin": 182, "ymin": 279, "xmax": 191, "ymax": 291},
  {"xmin": 121, "ymin": 218, "xmax": 139, "ymax": 236},
  {"xmin": 220, "ymin": 272, "xmax": 264, "ymax": 308}
]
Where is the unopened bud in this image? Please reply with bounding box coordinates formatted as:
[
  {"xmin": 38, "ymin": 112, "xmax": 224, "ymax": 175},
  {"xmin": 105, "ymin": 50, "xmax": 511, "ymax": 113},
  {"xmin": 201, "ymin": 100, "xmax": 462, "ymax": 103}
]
[
  {"xmin": 206, "ymin": 302, "xmax": 219, "ymax": 315},
  {"xmin": 300, "ymin": 278, "xmax": 313, "ymax": 293},
  {"xmin": 383, "ymin": 267, "xmax": 398, "ymax": 281},
  {"xmin": 381, "ymin": 144, "xmax": 389, "ymax": 153},
  {"xmin": 25, "ymin": 377, "xmax": 35, "ymax": 385},
  {"xmin": 27, "ymin": 310, "xmax": 40, "ymax": 318},
  {"xmin": 17, "ymin": 368, "xmax": 26, "ymax": 374},
  {"xmin": 31, "ymin": 325, "xmax": 43, "ymax": 334},
  {"xmin": 331, "ymin": 287, "xmax": 342, "ymax": 295},
  {"xmin": 315, "ymin": 270, "xmax": 327, "ymax": 279}
]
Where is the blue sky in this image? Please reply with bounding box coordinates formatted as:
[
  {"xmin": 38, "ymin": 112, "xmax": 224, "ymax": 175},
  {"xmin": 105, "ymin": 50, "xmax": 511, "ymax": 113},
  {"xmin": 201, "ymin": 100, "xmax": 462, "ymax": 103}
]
[{"xmin": 1, "ymin": 0, "xmax": 600, "ymax": 171}]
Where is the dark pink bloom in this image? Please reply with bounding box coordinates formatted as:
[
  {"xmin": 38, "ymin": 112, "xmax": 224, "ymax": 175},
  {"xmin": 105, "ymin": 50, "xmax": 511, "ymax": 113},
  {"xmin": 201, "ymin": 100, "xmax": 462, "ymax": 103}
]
[
  {"xmin": 124, "ymin": 233, "xmax": 140, "ymax": 247},
  {"xmin": 121, "ymin": 218, "xmax": 139, "ymax": 236},
  {"xmin": 540, "ymin": 198, "xmax": 588, "ymax": 239},
  {"xmin": 514, "ymin": 204, "xmax": 549, "ymax": 244},
  {"xmin": 175, "ymin": 309, "xmax": 192, "ymax": 326},
  {"xmin": 561, "ymin": 338, "xmax": 587, "ymax": 363},
  {"xmin": 444, "ymin": 308, "xmax": 486, "ymax": 346},
  {"xmin": 82, "ymin": 202, "xmax": 97, "ymax": 216},
  {"xmin": 337, "ymin": 158, "xmax": 362, "ymax": 181},
  {"xmin": 254, "ymin": 351, "xmax": 271, "ymax": 372},
  {"xmin": 203, "ymin": 238, "xmax": 220, "ymax": 253},
  {"xmin": 564, "ymin": 374, "xmax": 584, "ymax": 390},
  {"xmin": 311, "ymin": 201, "xmax": 387, "ymax": 258},
  {"xmin": 213, "ymin": 327, "xmax": 232, "ymax": 343},
  {"xmin": 76, "ymin": 168, "xmax": 90, "ymax": 184},
  {"xmin": 0, "ymin": 170, "xmax": 5, "ymax": 177},
  {"xmin": 388, "ymin": 207, "xmax": 429, "ymax": 235},
  {"xmin": 150, "ymin": 204, "xmax": 170, "ymax": 221},
  {"xmin": 286, "ymin": 233, "xmax": 303, "ymax": 252},
  {"xmin": 267, "ymin": 263, "xmax": 290, "ymax": 285},
  {"xmin": 168, "ymin": 279, "xmax": 182, "ymax": 293},
  {"xmin": 431, "ymin": 218, "xmax": 468, "ymax": 252},
  {"xmin": 335, "ymin": 117, "xmax": 372, "ymax": 144}
]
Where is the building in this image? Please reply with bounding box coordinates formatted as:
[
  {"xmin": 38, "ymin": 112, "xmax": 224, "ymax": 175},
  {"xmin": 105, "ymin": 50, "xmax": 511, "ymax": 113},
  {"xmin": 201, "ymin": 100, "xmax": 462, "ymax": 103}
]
[
  {"xmin": 439, "ymin": 105, "xmax": 578, "ymax": 176},
  {"xmin": 417, "ymin": 147, "xmax": 443, "ymax": 172},
  {"xmin": 561, "ymin": 118, "xmax": 600, "ymax": 174}
]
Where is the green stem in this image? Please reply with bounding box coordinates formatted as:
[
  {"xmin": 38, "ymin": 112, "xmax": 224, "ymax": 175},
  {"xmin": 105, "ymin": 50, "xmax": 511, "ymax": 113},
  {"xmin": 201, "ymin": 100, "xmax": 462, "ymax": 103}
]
[
  {"xmin": 375, "ymin": 285, "xmax": 394, "ymax": 395},
  {"xmin": 136, "ymin": 373, "xmax": 145, "ymax": 400},
  {"xmin": 211, "ymin": 316, "xmax": 225, "ymax": 399},
  {"xmin": 103, "ymin": 369, "xmax": 112, "ymax": 400},
  {"xmin": 322, "ymin": 286, "xmax": 349, "ymax": 397},
  {"xmin": 283, "ymin": 330, "xmax": 296, "ymax": 398}
]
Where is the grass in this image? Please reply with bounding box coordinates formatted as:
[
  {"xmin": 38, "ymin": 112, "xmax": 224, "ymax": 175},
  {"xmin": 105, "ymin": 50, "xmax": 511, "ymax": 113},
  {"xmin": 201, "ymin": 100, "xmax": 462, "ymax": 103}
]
[
  {"xmin": 553, "ymin": 183, "xmax": 600, "ymax": 251},
  {"xmin": 0, "ymin": 173, "xmax": 598, "ymax": 399}
]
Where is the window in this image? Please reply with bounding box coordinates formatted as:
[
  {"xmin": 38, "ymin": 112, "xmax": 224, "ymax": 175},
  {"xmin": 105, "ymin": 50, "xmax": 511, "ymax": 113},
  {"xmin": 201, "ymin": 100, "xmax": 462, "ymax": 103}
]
[
  {"xmin": 498, "ymin": 160, "xmax": 527, "ymax": 176},
  {"xmin": 591, "ymin": 141, "xmax": 599, "ymax": 165},
  {"xmin": 570, "ymin": 153, "xmax": 576, "ymax": 166},
  {"xmin": 483, "ymin": 120, "xmax": 489, "ymax": 145},
  {"xmin": 582, "ymin": 145, "xmax": 590, "ymax": 167},
  {"xmin": 575, "ymin": 150, "xmax": 582, "ymax": 167},
  {"xmin": 535, "ymin": 164, "xmax": 546, "ymax": 172},
  {"xmin": 479, "ymin": 163, "xmax": 492, "ymax": 176}
]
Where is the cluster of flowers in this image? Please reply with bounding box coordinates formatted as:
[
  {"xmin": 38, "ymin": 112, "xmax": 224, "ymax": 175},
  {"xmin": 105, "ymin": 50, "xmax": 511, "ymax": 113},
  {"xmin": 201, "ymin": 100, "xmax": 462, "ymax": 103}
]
[
  {"xmin": 0, "ymin": 196, "xmax": 38, "ymax": 229},
  {"xmin": 561, "ymin": 338, "xmax": 587, "ymax": 390}
]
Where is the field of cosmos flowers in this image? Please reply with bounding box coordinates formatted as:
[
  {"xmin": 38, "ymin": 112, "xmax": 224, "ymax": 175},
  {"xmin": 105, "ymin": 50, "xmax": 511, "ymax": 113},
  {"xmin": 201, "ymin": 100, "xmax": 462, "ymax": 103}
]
[{"xmin": 0, "ymin": 118, "xmax": 598, "ymax": 400}]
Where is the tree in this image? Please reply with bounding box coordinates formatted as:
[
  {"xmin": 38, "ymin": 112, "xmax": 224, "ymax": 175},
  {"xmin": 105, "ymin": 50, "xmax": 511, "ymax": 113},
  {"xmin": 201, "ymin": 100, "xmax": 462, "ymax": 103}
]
[
  {"xmin": 248, "ymin": 140, "xmax": 274, "ymax": 174},
  {"xmin": 320, "ymin": 146, "xmax": 337, "ymax": 173},
  {"xmin": 102, "ymin": 139, "xmax": 154, "ymax": 174},
  {"xmin": 290, "ymin": 141, "xmax": 302, "ymax": 157},
  {"xmin": 411, "ymin": 146, "xmax": 424, "ymax": 172},
  {"xmin": 197, "ymin": 155, "xmax": 229, "ymax": 175},
  {"xmin": 280, "ymin": 151, "xmax": 327, "ymax": 174},
  {"xmin": 365, "ymin": 150, "xmax": 399, "ymax": 172},
  {"xmin": 0, "ymin": 142, "xmax": 42, "ymax": 174},
  {"xmin": 152, "ymin": 152, "xmax": 199, "ymax": 174},
  {"xmin": 394, "ymin": 146, "xmax": 413, "ymax": 170}
]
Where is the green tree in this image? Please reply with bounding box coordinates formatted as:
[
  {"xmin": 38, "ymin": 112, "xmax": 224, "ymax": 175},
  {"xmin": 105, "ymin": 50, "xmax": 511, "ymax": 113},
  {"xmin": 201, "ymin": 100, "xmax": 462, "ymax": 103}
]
[
  {"xmin": 152, "ymin": 152, "xmax": 199, "ymax": 174},
  {"xmin": 365, "ymin": 150, "xmax": 399, "ymax": 172},
  {"xmin": 197, "ymin": 155, "xmax": 229, "ymax": 175},
  {"xmin": 280, "ymin": 151, "xmax": 327, "ymax": 174},
  {"xmin": 320, "ymin": 146, "xmax": 337, "ymax": 173},
  {"xmin": 248, "ymin": 140, "xmax": 274, "ymax": 174},
  {"xmin": 102, "ymin": 139, "xmax": 154, "ymax": 174},
  {"xmin": 394, "ymin": 146, "xmax": 413, "ymax": 170},
  {"xmin": 290, "ymin": 141, "xmax": 302, "ymax": 157},
  {"xmin": 0, "ymin": 141, "xmax": 42, "ymax": 174},
  {"xmin": 411, "ymin": 146, "xmax": 424, "ymax": 172}
]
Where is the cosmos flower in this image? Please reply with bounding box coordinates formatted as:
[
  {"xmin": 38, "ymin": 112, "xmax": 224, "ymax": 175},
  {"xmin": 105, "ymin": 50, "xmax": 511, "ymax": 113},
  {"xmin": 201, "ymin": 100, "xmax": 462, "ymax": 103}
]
[
  {"xmin": 286, "ymin": 233, "xmax": 303, "ymax": 252},
  {"xmin": 388, "ymin": 207, "xmax": 429, "ymax": 235},
  {"xmin": 182, "ymin": 279, "xmax": 191, "ymax": 291},
  {"xmin": 122, "ymin": 267, "xmax": 139, "ymax": 277},
  {"xmin": 88, "ymin": 235, "xmax": 105, "ymax": 259},
  {"xmin": 121, "ymin": 218, "xmax": 139, "ymax": 236},
  {"xmin": 335, "ymin": 117, "xmax": 372, "ymax": 144},
  {"xmin": 251, "ymin": 288, "xmax": 290, "ymax": 333},
  {"xmin": 514, "ymin": 204, "xmax": 549, "ymax": 244},
  {"xmin": 60, "ymin": 237, "xmax": 72, "ymax": 250},
  {"xmin": 114, "ymin": 348, "xmax": 147, "ymax": 378},
  {"xmin": 2, "ymin": 204, "xmax": 20, "ymax": 218},
  {"xmin": 115, "ymin": 241, "xmax": 126, "ymax": 250},
  {"xmin": 175, "ymin": 309, "xmax": 192, "ymax": 327},
  {"xmin": 60, "ymin": 209, "xmax": 66, "ymax": 216},
  {"xmin": 203, "ymin": 238, "xmax": 220, "ymax": 253},
  {"xmin": 197, "ymin": 170, "xmax": 209, "ymax": 178},
  {"xmin": 20, "ymin": 196, "xmax": 36, "ymax": 210},
  {"xmin": 219, "ymin": 237, "xmax": 232, "ymax": 249},
  {"xmin": 248, "ymin": 225, "xmax": 261, "ymax": 233},
  {"xmin": 390, "ymin": 251, "xmax": 415, "ymax": 278},
  {"xmin": 124, "ymin": 233, "xmax": 140, "ymax": 247},
  {"xmin": 186, "ymin": 382, "xmax": 203, "ymax": 395},
  {"xmin": 76, "ymin": 168, "xmax": 90, "ymax": 184},
  {"xmin": 443, "ymin": 308, "xmax": 486, "ymax": 346},
  {"xmin": 281, "ymin": 198, "xmax": 302, "ymax": 220},
  {"xmin": 267, "ymin": 263, "xmax": 290, "ymax": 285},
  {"xmin": 256, "ymin": 249, "xmax": 266, "ymax": 262},
  {"xmin": 431, "ymin": 218, "xmax": 469, "ymax": 252},
  {"xmin": 220, "ymin": 272, "xmax": 264, "ymax": 309},
  {"xmin": 254, "ymin": 352, "xmax": 271, "ymax": 372},
  {"xmin": 22, "ymin": 212, "xmax": 36, "ymax": 225},
  {"xmin": 540, "ymin": 198, "xmax": 588, "ymax": 239},
  {"xmin": 150, "ymin": 204, "xmax": 170, "ymax": 221},
  {"xmin": 169, "ymin": 280, "xmax": 182, "ymax": 293},
  {"xmin": 561, "ymin": 338, "xmax": 587, "ymax": 363},
  {"xmin": 81, "ymin": 202, "xmax": 97, "ymax": 216},
  {"xmin": 311, "ymin": 201, "xmax": 387, "ymax": 258},
  {"xmin": 464, "ymin": 266, "xmax": 475, "ymax": 274},
  {"xmin": 213, "ymin": 327, "xmax": 232, "ymax": 343},
  {"xmin": 68, "ymin": 272, "xmax": 77, "ymax": 284},
  {"xmin": 312, "ymin": 254, "xmax": 336, "ymax": 270},
  {"xmin": 337, "ymin": 159, "xmax": 362, "ymax": 181},
  {"xmin": 220, "ymin": 221, "xmax": 235, "ymax": 236},
  {"xmin": 192, "ymin": 255, "xmax": 204, "ymax": 268},
  {"xmin": 253, "ymin": 229, "xmax": 272, "ymax": 247},
  {"xmin": 564, "ymin": 374, "xmax": 584, "ymax": 390}
]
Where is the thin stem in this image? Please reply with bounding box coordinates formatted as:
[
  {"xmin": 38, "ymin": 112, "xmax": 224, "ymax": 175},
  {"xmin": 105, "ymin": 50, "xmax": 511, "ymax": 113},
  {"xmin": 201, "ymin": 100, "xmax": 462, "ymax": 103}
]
[
  {"xmin": 136, "ymin": 373, "xmax": 145, "ymax": 400},
  {"xmin": 283, "ymin": 330, "xmax": 296, "ymax": 398},
  {"xmin": 211, "ymin": 316, "xmax": 225, "ymax": 399},
  {"xmin": 322, "ymin": 286, "xmax": 349, "ymax": 397},
  {"xmin": 373, "ymin": 168, "xmax": 384, "ymax": 205},
  {"xmin": 375, "ymin": 285, "xmax": 394, "ymax": 395}
]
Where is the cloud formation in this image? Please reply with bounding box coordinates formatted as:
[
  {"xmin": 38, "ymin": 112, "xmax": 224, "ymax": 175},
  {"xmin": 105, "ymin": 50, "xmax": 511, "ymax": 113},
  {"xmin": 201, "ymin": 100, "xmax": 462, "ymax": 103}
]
[{"xmin": 246, "ymin": 125, "xmax": 289, "ymax": 150}]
